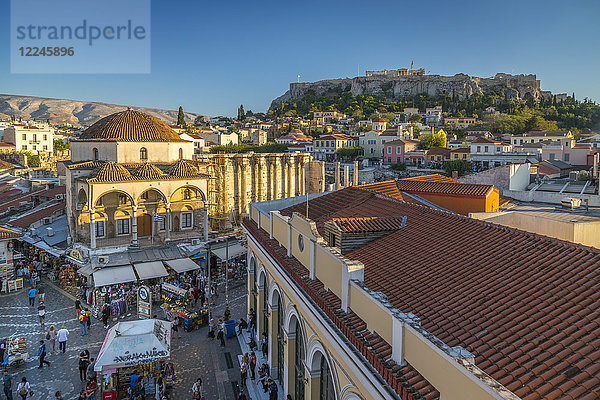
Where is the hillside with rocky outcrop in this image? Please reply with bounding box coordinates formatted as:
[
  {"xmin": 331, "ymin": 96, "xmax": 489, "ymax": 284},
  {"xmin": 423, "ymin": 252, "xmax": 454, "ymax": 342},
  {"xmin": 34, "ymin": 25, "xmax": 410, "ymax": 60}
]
[
  {"xmin": 272, "ymin": 73, "xmax": 552, "ymax": 107},
  {"xmin": 0, "ymin": 94, "xmax": 206, "ymax": 127}
]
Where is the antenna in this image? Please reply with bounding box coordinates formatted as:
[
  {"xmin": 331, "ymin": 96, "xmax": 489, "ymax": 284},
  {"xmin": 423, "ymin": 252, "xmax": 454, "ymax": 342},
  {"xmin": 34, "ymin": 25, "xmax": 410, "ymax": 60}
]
[{"xmin": 297, "ymin": 74, "xmax": 300, "ymax": 83}]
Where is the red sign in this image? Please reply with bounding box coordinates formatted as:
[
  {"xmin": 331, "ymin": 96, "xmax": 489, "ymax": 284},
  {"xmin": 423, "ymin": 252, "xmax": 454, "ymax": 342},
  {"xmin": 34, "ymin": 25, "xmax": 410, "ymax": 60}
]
[
  {"xmin": 7, "ymin": 242, "xmax": 13, "ymax": 251},
  {"xmin": 102, "ymin": 390, "xmax": 116, "ymax": 400}
]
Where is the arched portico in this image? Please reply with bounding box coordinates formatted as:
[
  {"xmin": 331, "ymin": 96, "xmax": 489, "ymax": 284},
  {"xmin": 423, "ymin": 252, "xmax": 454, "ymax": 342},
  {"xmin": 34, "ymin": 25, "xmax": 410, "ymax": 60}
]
[{"xmin": 306, "ymin": 341, "xmax": 338, "ymax": 400}]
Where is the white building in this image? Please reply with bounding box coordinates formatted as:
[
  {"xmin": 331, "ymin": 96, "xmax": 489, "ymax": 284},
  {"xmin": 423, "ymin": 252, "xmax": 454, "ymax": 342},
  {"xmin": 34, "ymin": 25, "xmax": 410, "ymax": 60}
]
[
  {"xmin": 179, "ymin": 133, "xmax": 206, "ymax": 155},
  {"xmin": 424, "ymin": 106, "xmax": 443, "ymax": 125},
  {"xmin": 470, "ymin": 137, "xmax": 538, "ymax": 169},
  {"xmin": 510, "ymin": 130, "xmax": 573, "ymax": 146},
  {"xmin": 4, "ymin": 124, "xmax": 54, "ymax": 154},
  {"xmin": 196, "ymin": 131, "xmax": 238, "ymax": 146}
]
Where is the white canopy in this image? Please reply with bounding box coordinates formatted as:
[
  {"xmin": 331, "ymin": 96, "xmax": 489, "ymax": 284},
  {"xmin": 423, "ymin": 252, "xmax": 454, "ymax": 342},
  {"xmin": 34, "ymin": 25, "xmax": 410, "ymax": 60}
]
[
  {"xmin": 93, "ymin": 265, "xmax": 137, "ymax": 288},
  {"xmin": 134, "ymin": 261, "xmax": 169, "ymax": 280},
  {"xmin": 164, "ymin": 258, "xmax": 200, "ymax": 273},
  {"xmin": 95, "ymin": 319, "xmax": 171, "ymax": 371},
  {"xmin": 211, "ymin": 243, "xmax": 246, "ymax": 261}
]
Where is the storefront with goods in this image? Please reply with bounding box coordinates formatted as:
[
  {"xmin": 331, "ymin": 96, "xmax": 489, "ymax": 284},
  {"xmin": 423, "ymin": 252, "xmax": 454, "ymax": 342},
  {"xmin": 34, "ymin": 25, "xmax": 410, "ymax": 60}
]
[{"xmin": 95, "ymin": 319, "xmax": 174, "ymax": 400}]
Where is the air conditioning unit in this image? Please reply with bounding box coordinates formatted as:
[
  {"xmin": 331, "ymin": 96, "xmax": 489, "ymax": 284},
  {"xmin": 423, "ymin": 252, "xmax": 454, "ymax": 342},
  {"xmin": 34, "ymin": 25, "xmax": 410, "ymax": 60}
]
[
  {"xmin": 98, "ymin": 256, "xmax": 109, "ymax": 264},
  {"xmin": 43, "ymin": 218, "xmax": 51, "ymax": 225},
  {"xmin": 55, "ymin": 194, "xmax": 64, "ymax": 200},
  {"xmin": 46, "ymin": 227, "xmax": 54, "ymax": 237},
  {"xmin": 191, "ymin": 239, "xmax": 201, "ymax": 246},
  {"xmin": 75, "ymin": 203, "xmax": 83, "ymax": 210}
]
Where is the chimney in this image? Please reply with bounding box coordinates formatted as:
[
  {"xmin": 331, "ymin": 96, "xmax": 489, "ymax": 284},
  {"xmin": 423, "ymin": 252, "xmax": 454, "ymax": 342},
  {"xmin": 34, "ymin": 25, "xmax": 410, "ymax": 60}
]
[{"xmin": 353, "ymin": 161, "xmax": 359, "ymax": 186}]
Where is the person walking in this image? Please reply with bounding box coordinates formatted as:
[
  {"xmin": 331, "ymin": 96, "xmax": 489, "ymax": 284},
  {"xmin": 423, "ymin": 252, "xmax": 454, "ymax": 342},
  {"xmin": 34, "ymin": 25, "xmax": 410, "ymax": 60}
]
[
  {"xmin": 79, "ymin": 311, "xmax": 88, "ymax": 336},
  {"xmin": 261, "ymin": 332, "xmax": 268, "ymax": 358},
  {"xmin": 37, "ymin": 284, "xmax": 45, "ymax": 303},
  {"xmin": 54, "ymin": 391, "xmax": 64, "ymax": 399},
  {"xmin": 87, "ymin": 358, "xmax": 97, "ymax": 382},
  {"xmin": 46, "ymin": 326, "xmax": 57, "ymax": 354},
  {"xmin": 267, "ymin": 379, "xmax": 278, "ymax": 400},
  {"xmin": 191, "ymin": 378, "xmax": 202, "ymax": 399},
  {"xmin": 79, "ymin": 351, "xmax": 90, "ymax": 381},
  {"xmin": 85, "ymin": 378, "xmax": 97, "ymax": 400},
  {"xmin": 37, "ymin": 340, "xmax": 50, "ymax": 368},
  {"xmin": 75, "ymin": 298, "xmax": 82, "ymax": 317},
  {"xmin": 2, "ymin": 370, "xmax": 13, "ymax": 400},
  {"xmin": 57, "ymin": 326, "xmax": 69, "ymax": 353},
  {"xmin": 37, "ymin": 302, "xmax": 46, "ymax": 329},
  {"xmin": 128, "ymin": 370, "xmax": 139, "ymax": 400},
  {"xmin": 101, "ymin": 305, "xmax": 111, "ymax": 329},
  {"xmin": 16, "ymin": 377, "xmax": 31, "ymax": 400},
  {"xmin": 240, "ymin": 357, "xmax": 248, "ymax": 389},
  {"xmin": 155, "ymin": 377, "xmax": 165, "ymax": 400},
  {"xmin": 0, "ymin": 339, "xmax": 6, "ymax": 366},
  {"xmin": 85, "ymin": 309, "xmax": 91, "ymax": 332},
  {"xmin": 216, "ymin": 320, "xmax": 225, "ymax": 347},
  {"xmin": 249, "ymin": 352, "xmax": 257, "ymax": 380},
  {"xmin": 27, "ymin": 287, "xmax": 36, "ymax": 307}
]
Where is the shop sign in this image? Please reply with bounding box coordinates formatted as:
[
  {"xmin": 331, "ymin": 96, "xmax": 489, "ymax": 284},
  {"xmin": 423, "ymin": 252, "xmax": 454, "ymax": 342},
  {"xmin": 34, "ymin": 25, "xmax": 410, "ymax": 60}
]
[
  {"xmin": 70, "ymin": 249, "xmax": 84, "ymax": 261},
  {"xmin": 7, "ymin": 242, "xmax": 14, "ymax": 251},
  {"xmin": 137, "ymin": 285, "xmax": 152, "ymax": 320},
  {"xmin": 162, "ymin": 282, "xmax": 187, "ymax": 297}
]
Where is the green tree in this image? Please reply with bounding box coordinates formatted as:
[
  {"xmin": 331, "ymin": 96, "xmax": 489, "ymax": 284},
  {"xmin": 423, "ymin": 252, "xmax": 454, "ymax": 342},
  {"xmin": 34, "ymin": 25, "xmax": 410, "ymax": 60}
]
[
  {"xmin": 53, "ymin": 139, "xmax": 69, "ymax": 151},
  {"xmin": 389, "ymin": 162, "xmax": 406, "ymax": 171},
  {"xmin": 177, "ymin": 106, "xmax": 186, "ymax": 126},
  {"xmin": 419, "ymin": 129, "xmax": 447, "ymax": 150},
  {"xmin": 443, "ymin": 160, "xmax": 471, "ymax": 177},
  {"xmin": 237, "ymin": 104, "xmax": 246, "ymax": 121},
  {"xmin": 409, "ymin": 113, "xmax": 422, "ymax": 123},
  {"xmin": 337, "ymin": 146, "xmax": 363, "ymax": 160}
]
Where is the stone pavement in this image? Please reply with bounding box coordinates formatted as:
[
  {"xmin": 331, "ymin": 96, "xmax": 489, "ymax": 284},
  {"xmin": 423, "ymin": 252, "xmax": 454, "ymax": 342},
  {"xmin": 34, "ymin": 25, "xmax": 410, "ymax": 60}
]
[{"xmin": 0, "ymin": 277, "xmax": 249, "ymax": 400}]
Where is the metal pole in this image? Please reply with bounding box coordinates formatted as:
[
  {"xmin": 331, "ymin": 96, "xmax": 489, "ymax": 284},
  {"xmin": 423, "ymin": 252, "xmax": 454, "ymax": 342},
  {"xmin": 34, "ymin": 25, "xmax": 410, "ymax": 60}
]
[
  {"xmin": 207, "ymin": 243, "xmax": 211, "ymax": 309},
  {"xmin": 225, "ymin": 237, "xmax": 229, "ymax": 306}
]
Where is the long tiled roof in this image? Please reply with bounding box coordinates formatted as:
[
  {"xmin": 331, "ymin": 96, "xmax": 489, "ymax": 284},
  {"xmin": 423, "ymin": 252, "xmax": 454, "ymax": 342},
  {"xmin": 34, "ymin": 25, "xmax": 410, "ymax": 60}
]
[
  {"xmin": 332, "ymin": 216, "xmax": 406, "ymax": 233},
  {"xmin": 400, "ymin": 174, "xmax": 460, "ymax": 183},
  {"xmin": 394, "ymin": 179, "xmax": 494, "ymax": 198},
  {"xmin": 284, "ymin": 187, "xmax": 600, "ymax": 400},
  {"xmin": 244, "ymin": 217, "xmax": 440, "ymax": 400},
  {"xmin": 78, "ymin": 109, "xmax": 187, "ymax": 142},
  {"xmin": 9, "ymin": 201, "xmax": 65, "ymax": 229}
]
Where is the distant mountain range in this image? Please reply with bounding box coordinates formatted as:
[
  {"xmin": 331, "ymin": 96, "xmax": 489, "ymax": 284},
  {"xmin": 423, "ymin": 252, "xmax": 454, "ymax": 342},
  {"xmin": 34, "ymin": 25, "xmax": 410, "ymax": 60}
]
[{"xmin": 0, "ymin": 94, "xmax": 206, "ymax": 127}]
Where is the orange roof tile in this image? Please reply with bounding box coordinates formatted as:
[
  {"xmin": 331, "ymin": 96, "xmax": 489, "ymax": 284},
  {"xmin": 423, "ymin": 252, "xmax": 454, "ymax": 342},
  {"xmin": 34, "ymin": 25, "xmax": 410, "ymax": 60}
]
[
  {"xmin": 9, "ymin": 201, "xmax": 65, "ymax": 228},
  {"xmin": 332, "ymin": 216, "xmax": 406, "ymax": 233}
]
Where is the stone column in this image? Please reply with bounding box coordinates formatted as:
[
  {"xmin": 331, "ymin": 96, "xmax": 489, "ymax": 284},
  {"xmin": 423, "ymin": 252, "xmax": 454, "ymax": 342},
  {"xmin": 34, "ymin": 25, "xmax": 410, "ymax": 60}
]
[
  {"xmin": 344, "ymin": 165, "xmax": 350, "ymax": 187},
  {"xmin": 256, "ymin": 157, "xmax": 265, "ymax": 202},
  {"xmin": 284, "ymin": 329, "xmax": 296, "ymax": 396},
  {"xmin": 287, "ymin": 158, "xmax": 293, "ymax": 197},
  {"xmin": 268, "ymin": 303, "xmax": 279, "ymax": 376},
  {"xmin": 334, "ymin": 161, "xmax": 341, "ymax": 190},
  {"xmin": 237, "ymin": 157, "xmax": 249, "ymax": 216},
  {"xmin": 353, "ymin": 161, "xmax": 359, "ymax": 186},
  {"xmin": 165, "ymin": 204, "xmax": 171, "ymax": 241},
  {"xmin": 90, "ymin": 209, "xmax": 96, "ymax": 249},
  {"xmin": 203, "ymin": 206, "xmax": 209, "ymax": 241},
  {"xmin": 131, "ymin": 204, "xmax": 138, "ymax": 246},
  {"xmin": 306, "ymin": 370, "xmax": 320, "ymax": 399}
]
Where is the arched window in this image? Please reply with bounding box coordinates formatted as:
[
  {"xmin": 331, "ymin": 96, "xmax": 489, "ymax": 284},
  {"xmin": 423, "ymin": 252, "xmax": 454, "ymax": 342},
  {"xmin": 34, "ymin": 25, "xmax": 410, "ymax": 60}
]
[
  {"xmin": 140, "ymin": 147, "xmax": 148, "ymax": 160},
  {"xmin": 179, "ymin": 148, "xmax": 184, "ymax": 160},
  {"xmin": 320, "ymin": 356, "xmax": 335, "ymax": 400},
  {"xmin": 93, "ymin": 148, "xmax": 98, "ymax": 161},
  {"xmin": 295, "ymin": 323, "xmax": 305, "ymax": 400}
]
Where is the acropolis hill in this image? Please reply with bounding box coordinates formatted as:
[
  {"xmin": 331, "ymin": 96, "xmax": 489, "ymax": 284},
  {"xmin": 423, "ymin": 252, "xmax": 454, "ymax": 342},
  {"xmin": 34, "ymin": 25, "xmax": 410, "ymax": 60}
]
[{"xmin": 272, "ymin": 72, "xmax": 557, "ymax": 106}]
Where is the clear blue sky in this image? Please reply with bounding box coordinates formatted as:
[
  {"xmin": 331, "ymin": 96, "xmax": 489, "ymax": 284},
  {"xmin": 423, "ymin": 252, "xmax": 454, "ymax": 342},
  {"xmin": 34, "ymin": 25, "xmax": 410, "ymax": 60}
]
[{"xmin": 1, "ymin": 0, "xmax": 598, "ymax": 117}]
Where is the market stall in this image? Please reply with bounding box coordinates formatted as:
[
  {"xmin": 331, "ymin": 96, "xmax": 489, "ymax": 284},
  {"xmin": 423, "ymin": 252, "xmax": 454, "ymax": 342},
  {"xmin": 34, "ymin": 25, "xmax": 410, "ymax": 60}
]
[
  {"xmin": 164, "ymin": 258, "xmax": 201, "ymax": 274},
  {"xmin": 95, "ymin": 319, "xmax": 174, "ymax": 400},
  {"xmin": 160, "ymin": 283, "xmax": 208, "ymax": 331},
  {"xmin": 1, "ymin": 336, "xmax": 27, "ymax": 367}
]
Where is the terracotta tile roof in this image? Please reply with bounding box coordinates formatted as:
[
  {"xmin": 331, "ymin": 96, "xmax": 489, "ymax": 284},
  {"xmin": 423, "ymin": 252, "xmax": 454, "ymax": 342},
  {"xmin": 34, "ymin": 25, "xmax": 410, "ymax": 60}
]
[
  {"xmin": 88, "ymin": 161, "xmax": 132, "ymax": 181},
  {"xmin": 0, "ymin": 160, "xmax": 17, "ymax": 170},
  {"xmin": 0, "ymin": 143, "xmax": 15, "ymax": 148},
  {"xmin": 0, "ymin": 189, "xmax": 46, "ymax": 213},
  {"xmin": 355, "ymin": 181, "xmax": 421, "ymax": 204},
  {"xmin": 385, "ymin": 139, "xmax": 419, "ymax": 146},
  {"xmin": 37, "ymin": 186, "xmax": 66, "ymax": 198},
  {"xmin": 332, "ymin": 216, "xmax": 406, "ymax": 233},
  {"xmin": 450, "ymin": 147, "xmax": 470, "ymax": 153},
  {"xmin": 0, "ymin": 227, "xmax": 21, "ymax": 239},
  {"xmin": 400, "ymin": 174, "xmax": 460, "ymax": 183},
  {"xmin": 394, "ymin": 179, "xmax": 494, "ymax": 198},
  {"xmin": 243, "ymin": 217, "xmax": 439, "ymax": 400},
  {"xmin": 426, "ymin": 147, "xmax": 451, "ymax": 156},
  {"xmin": 9, "ymin": 201, "xmax": 65, "ymax": 228},
  {"xmin": 132, "ymin": 162, "xmax": 164, "ymax": 179},
  {"xmin": 65, "ymin": 160, "xmax": 105, "ymax": 170},
  {"xmin": 0, "ymin": 189, "xmax": 22, "ymax": 200},
  {"xmin": 472, "ymin": 137, "xmax": 504, "ymax": 144},
  {"xmin": 167, "ymin": 159, "xmax": 200, "ymax": 178},
  {"xmin": 77, "ymin": 109, "xmax": 187, "ymax": 142},
  {"xmin": 277, "ymin": 187, "xmax": 600, "ymax": 399}
]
